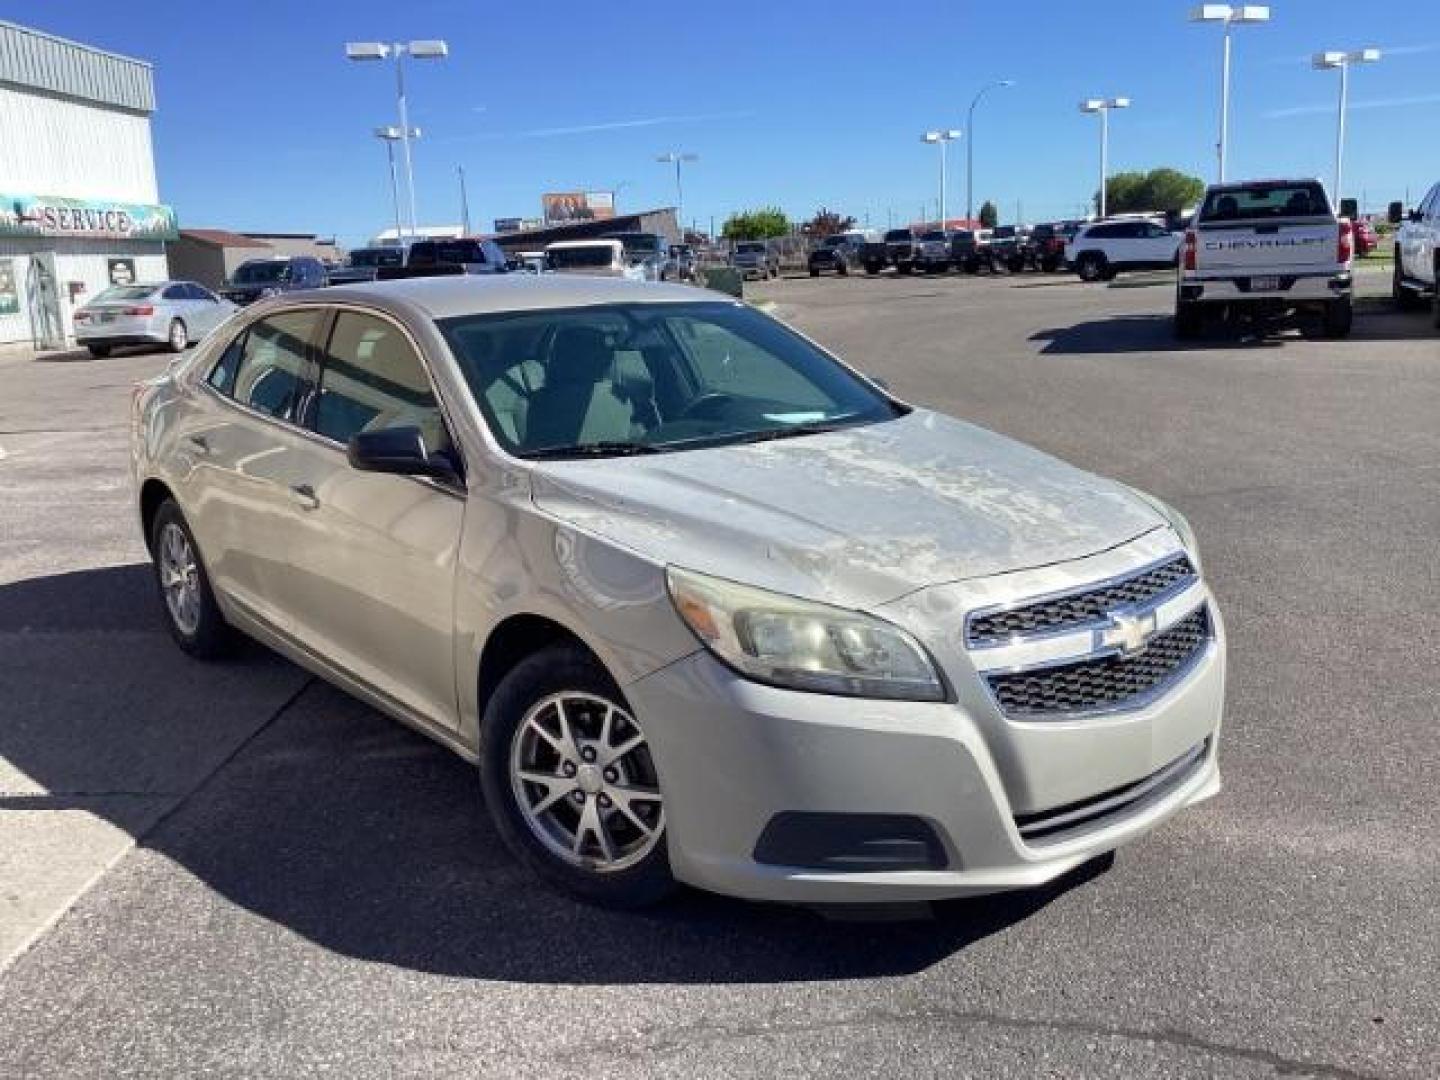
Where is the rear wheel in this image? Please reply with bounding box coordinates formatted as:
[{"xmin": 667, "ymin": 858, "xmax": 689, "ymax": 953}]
[
  {"xmin": 1392, "ymin": 250, "xmax": 1421, "ymax": 310},
  {"xmin": 897, "ymin": 262, "xmax": 912, "ymax": 275},
  {"xmin": 481, "ymin": 643, "xmax": 675, "ymax": 908},
  {"xmin": 809, "ymin": 267, "xmax": 820, "ymax": 277},
  {"xmin": 87, "ymin": 344, "xmax": 112, "ymax": 358},
  {"xmin": 1076, "ymin": 253, "xmax": 1106, "ymax": 282},
  {"xmin": 166, "ymin": 318, "xmax": 188, "ymax": 353},
  {"xmin": 837, "ymin": 262, "xmax": 848, "ymax": 276},
  {"xmin": 1322, "ymin": 297, "xmax": 1354, "ymax": 339},
  {"xmin": 1174, "ymin": 299, "xmax": 1203, "ymax": 340}
]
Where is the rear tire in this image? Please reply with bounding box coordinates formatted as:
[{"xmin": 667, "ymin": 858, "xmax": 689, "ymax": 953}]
[
  {"xmin": 1392, "ymin": 250, "xmax": 1421, "ymax": 310},
  {"xmin": 837, "ymin": 262, "xmax": 848, "ymax": 276},
  {"xmin": 1322, "ymin": 297, "xmax": 1354, "ymax": 339},
  {"xmin": 166, "ymin": 319, "xmax": 188, "ymax": 353},
  {"xmin": 897, "ymin": 263, "xmax": 912, "ymax": 275},
  {"xmin": 480, "ymin": 643, "xmax": 677, "ymax": 908},
  {"xmin": 809, "ymin": 268, "xmax": 820, "ymax": 277},
  {"xmin": 87, "ymin": 344, "xmax": 112, "ymax": 358},
  {"xmin": 150, "ymin": 499, "xmax": 232, "ymax": 659},
  {"xmin": 1174, "ymin": 299, "xmax": 1203, "ymax": 340}
]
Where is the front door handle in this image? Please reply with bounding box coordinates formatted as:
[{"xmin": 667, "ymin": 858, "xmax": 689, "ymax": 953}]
[{"xmin": 289, "ymin": 483, "xmax": 320, "ymax": 511}]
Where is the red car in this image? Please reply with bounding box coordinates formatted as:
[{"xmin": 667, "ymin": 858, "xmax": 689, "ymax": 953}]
[{"xmin": 1354, "ymin": 217, "xmax": 1379, "ymax": 256}]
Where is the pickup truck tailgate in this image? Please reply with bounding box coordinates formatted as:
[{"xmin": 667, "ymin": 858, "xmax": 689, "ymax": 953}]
[{"xmin": 1197, "ymin": 219, "xmax": 1337, "ymax": 273}]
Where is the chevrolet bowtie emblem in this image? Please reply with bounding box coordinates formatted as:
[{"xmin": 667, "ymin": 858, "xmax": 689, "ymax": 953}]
[{"xmin": 1097, "ymin": 610, "xmax": 1159, "ymax": 656}]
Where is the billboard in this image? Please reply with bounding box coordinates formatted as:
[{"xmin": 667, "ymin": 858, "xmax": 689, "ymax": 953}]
[{"xmin": 542, "ymin": 191, "xmax": 615, "ymax": 225}]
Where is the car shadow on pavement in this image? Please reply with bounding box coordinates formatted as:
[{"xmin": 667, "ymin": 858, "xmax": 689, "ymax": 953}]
[
  {"xmin": 1, "ymin": 564, "xmax": 1110, "ymax": 985},
  {"xmin": 1031, "ymin": 309, "xmax": 1430, "ymax": 355}
]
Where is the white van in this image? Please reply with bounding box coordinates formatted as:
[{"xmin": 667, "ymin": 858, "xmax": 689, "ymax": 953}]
[{"xmin": 543, "ymin": 239, "xmax": 645, "ymax": 280}]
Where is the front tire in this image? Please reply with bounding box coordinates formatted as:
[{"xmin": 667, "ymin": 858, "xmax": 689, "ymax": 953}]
[
  {"xmin": 87, "ymin": 344, "xmax": 112, "ymax": 358},
  {"xmin": 1392, "ymin": 250, "xmax": 1421, "ymax": 310},
  {"xmin": 480, "ymin": 643, "xmax": 676, "ymax": 908},
  {"xmin": 166, "ymin": 319, "xmax": 188, "ymax": 353},
  {"xmin": 150, "ymin": 499, "xmax": 231, "ymax": 658},
  {"xmin": 1174, "ymin": 299, "xmax": 1203, "ymax": 340}
]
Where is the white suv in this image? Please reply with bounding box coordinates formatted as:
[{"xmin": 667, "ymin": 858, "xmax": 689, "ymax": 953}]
[
  {"xmin": 1389, "ymin": 185, "xmax": 1440, "ymax": 328},
  {"xmin": 1066, "ymin": 219, "xmax": 1180, "ymax": 281}
]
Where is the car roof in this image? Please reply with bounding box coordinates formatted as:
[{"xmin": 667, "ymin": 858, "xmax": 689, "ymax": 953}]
[
  {"xmin": 323, "ymin": 274, "xmax": 714, "ymax": 319},
  {"xmin": 546, "ymin": 239, "xmax": 623, "ymax": 250}
]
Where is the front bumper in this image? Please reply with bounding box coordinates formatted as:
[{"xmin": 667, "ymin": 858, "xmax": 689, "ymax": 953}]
[
  {"xmin": 1180, "ymin": 271, "xmax": 1351, "ymax": 304},
  {"xmin": 627, "ymin": 604, "xmax": 1223, "ymax": 905}
]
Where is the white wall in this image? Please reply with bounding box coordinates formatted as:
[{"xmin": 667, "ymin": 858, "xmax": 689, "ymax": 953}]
[
  {"xmin": 0, "ymin": 238, "xmax": 167, "ymax": 346},
  {"xmin": 0, "ymin": 85, "xmax": 158, "ymax": 203}
]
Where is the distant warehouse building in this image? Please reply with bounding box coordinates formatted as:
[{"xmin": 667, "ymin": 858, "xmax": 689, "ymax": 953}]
[
  {"xmin": 489, "ymin": 208, "xmax": 680, "ymax": 254},
  {"xmin": 0, "ymin": 20, "xmax": 174, "ymax": 348}
]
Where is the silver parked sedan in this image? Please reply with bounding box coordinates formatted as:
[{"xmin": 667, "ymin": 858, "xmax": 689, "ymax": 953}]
[
  {"xmin": 75, "ymin": 281, "xmax": 238, "ymax": 357},
  {"xmin": 130, "ymin": 275, "xmax": 1224, "ymax": 907}
]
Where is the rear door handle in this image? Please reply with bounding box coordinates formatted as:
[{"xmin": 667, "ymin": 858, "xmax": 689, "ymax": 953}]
[{"xmin": 289, "ymin": 483, "xmax": 320, "ymax": 511}]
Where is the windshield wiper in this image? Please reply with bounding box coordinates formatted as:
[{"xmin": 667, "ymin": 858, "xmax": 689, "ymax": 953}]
[
  {"xmin": 729, "ymin": 418, "xmax": 859, "ymax": 446},
  {"xmin": 521, "ymin": 441, "xmax": 662, "ymax": 460}
]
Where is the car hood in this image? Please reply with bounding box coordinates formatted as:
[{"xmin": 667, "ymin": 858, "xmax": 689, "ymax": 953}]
[{"xmin": 530, "ymin": 409, "xmax": 1166, "ymax": 609}]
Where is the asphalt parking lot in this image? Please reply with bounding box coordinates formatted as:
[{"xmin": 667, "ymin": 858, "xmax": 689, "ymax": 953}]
[{"xmin": 2, "ymin": 271, "xmax": 1437, "ymax": 1079}]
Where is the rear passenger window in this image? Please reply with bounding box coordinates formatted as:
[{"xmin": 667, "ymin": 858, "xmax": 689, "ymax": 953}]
[
  {"xmin": 313, "ymin": 311, "xmax": 448, "ymax": 451},
  {"xmin": 219, "ymin": 310, "xmax": 321, "ymax": 421}
]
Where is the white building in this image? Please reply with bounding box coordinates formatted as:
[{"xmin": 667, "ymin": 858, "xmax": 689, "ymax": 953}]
[{"xmin": 0, "ymin": 20, "xmax": 173, "ymax": 348}]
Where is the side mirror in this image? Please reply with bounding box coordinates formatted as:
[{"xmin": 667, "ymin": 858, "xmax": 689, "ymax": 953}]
[
  {"xmin": 1387, "ymin": 201, "xmax": 1403, "ymax": 225},
  {"xmin": 347, "ymin": 426, "xmax": 458, "ymax": 481}
]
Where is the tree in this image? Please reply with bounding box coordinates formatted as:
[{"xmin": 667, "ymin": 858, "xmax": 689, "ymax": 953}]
[
  {"xmin": 1095, "ymin": 167, "xmax": 1205, "ymax": 216},
  {"xmin": 978, "ymin": 200, "xmax": 998, "ymax": 228},
  {"xmin": 721, "ymin": 207, "xmax": 790, "ymax": 241},
  {"xmin": 802, "ymin": 207, "xmax": 856, "ymax": 238}
]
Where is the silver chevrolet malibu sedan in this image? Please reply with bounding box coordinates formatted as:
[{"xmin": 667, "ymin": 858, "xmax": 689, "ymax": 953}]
[{"xmin": 131, "ymin": 275, "xmax": 1223, "ymax": 907}]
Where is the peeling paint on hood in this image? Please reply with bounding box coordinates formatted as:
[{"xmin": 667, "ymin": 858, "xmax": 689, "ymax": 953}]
[{"xmin": 530, "ymin": 409, "xmax": 1164, "ymax": 609}]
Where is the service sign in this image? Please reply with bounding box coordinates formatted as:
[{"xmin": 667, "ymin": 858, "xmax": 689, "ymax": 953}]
[{"xmin": 0, "ymin": 194, "xmax": 179, "ymax": 241}]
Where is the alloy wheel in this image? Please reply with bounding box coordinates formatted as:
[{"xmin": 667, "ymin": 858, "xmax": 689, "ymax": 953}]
[
  {"xmin": 509, "ymin": 692, "xmax": 664, "ymax": 873},
  {"xmin": 158, "ymin": 522, "xmax": 201, "ymax": 635}
]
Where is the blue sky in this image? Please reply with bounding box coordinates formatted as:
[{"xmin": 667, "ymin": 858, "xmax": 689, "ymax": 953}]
[{"xmin": 8, "ymin": 0, "xmax": 1439, "ymax": 245}]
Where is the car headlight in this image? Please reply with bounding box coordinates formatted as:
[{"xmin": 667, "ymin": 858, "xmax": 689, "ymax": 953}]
[
  {"xmin": 1131, "ymin": 489, "xmax": 1202, "ymax": 573},
  {"xmin": 666, "ymin": 567, "xmax": 945, "ymax": 701}
]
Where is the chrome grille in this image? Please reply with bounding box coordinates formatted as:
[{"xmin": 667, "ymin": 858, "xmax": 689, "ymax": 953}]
[
  {"xmin": 967, "ymin": 555, "xmax": 1196, "ymax": 647},
  {"xmin": 986, "ymin": 606, "xmax": 1210, "ymax": 717}
]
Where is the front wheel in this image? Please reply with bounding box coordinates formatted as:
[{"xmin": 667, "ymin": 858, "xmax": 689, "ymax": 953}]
[
  {"xmin": 1174, "ymin": 299, "xmax": 1203, "ymax": 340},
  {"xmin": 809, "ymin": 268, "xmax": 820, "ymax": 277},
  {"xmin": 87, "ymin": 344, "xmax": 112, "ymax": 358},
  {"xmin": 1076, "ymin": 254, "xmax": 1105, "ymax": 282},
  {"xmin": 1392, "ymin": 251, "xmax": 1421, "ymax": 310},
  {"xmin": 166, "ymin": 319, "xmax": 188, "ymax": 353},
  {"xmin": 481, "ymin": 644, "xmax": 675, "ymax": 908},
  {"xmin": 150, "ymin": 499, "xmax": 232, "ymax": 658},
  {"xmin": 1322, "ymin": 297, "xmax": 1354, "ymax": 338}
]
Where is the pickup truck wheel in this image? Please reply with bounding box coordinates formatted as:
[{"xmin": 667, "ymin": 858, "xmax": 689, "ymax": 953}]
[
  {"xmin": 809, "ymin": 268, "xmax": 820, "ymax": 277},
  {"xmin": 1392, "ymin": 255, "xmax": 1421, "ymax": 310},
  {"xmin": 1433, "ymin": 285, "xmax": 1440, "ymax": 330},
  {"xmin": 897, "ymin": 263, "xmax": 913, "ymax": 275},
  {"xmin": 1076, "ymin": 254, "xmax": 1106, "ymax": 282},
  {"xmin": 480, "ymin": 643, "xmax": 676, "ymax": 908},
  {"xmin": 837, "ymin": 263, "xmax": 848, "ymax": 276},
  {"xmin": 1174, "ymin": 300, "xmax": 1203, "ymax": 340},
  {"xmin": 1322, "ymin": 298, "xmax": 1354, "ymax": 339},
  {"xmin": 865, "ymin": 263, "xmax": 879, "ymax": 275},
  {"xmin": 87, "ymin": 344, "xmax": 112, "ymax": 358}
]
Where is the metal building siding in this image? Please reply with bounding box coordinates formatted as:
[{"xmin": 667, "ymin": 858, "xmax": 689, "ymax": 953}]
[
  {"xmin": 0, "ymin": 85, "xmax": 159, "ymax": 202},
  {"xmin": 0, "ymin": 21, "xmax": 154, "ymax": 114}
]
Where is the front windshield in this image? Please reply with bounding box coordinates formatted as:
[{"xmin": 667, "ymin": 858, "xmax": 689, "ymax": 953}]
[
  {"xmin": 992, "ymin": 226, "xmax": 1016, "ymax": 239},
  {"xmin": 884, "ymin": 229, "xmax": 911, "ymax": 242},
  {"xmin": 736, "ymin": 243, "xmax": 765, "ymax": 254},
  {"xmin": 921, "ymin": 231, "xmax": 947, "ymax": 242},
  {"xmin": 348, "ymin": 248, "xmax": 404, "ymax": 268},
  {"xmin": 232, "ymin": 261, "xmax": 289, "ymax": 284},
  {"xmin": 438, "ymin": 301, "xmax": 904, "ymax": 458},
  {"xmin": 545, "ymin": 246, "xmax": 616, "ymax": 269}
]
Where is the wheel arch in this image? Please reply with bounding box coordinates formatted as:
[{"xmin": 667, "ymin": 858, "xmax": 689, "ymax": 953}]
[
  {"xmin": 476, "ymin": 613, "xmax": 608, "ymax": 720},
  {"xmin": 139, "ymin": 477, "xmax": 175, "ymax": 555}
]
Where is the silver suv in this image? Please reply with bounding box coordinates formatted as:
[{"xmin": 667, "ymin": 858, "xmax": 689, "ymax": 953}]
[
  {"xmin": 731, "ymin": 241, "xmax": 779, "ymax": 279},
  {"xmin": 132, "ymin": 275, "xmax": 1224, "ymax": 907}
]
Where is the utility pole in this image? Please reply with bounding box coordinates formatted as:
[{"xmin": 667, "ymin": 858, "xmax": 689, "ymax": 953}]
[{"xmin": 457, "ymin": 165, "xmax": 471, "ymax": 234}]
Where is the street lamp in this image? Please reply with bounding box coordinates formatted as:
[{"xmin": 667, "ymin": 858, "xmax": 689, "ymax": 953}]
[
  {"xmin": 345, "ymin": 39, "xmax": 449, "ymax": 238},
  {"xmin": 1312, "ymin": 48, "xmax": 1381, "ymax": 206},
  {"xmin": 656, "ymin": 152, "xmax": 698, "ymax": 239},
  {"xmin": 373, "ymin": 126, "xmax": 419, "ymax": 243},
  {"xmin": 966, "ymin": 80, "xmax": 1015, "ymax": 225},
  {"xmin": 921, "ymin": 130, "xmax": 962, "ymax": 227},
  {"xmin": 1079, "ymin": 98, "xmax": 1130, "ymax": 219},
  {"xmin": 1189, "ymin": 5, "xmax": 1270, "ymax": 182}
]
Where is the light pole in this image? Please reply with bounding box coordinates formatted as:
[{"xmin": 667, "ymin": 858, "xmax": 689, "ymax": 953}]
[
  {"xmin": 922, "ymin": 130, "xmax": 962, "ymax": 227},
  {"xmin": 1312, "ymin": 48, "xmax": 1381, "ymax": 206},
  {"xmin": 1189, "ymin": 5, "xmax": 1270, "ymax": 182},
  {"xmin": 966, "ymin": 80, "xmax": 1015, "ymax": 225},
  {"xmin": 346, "ymin": 40, "xmax": 449, "ymax": 238},
  {"xmin": 1080, "ymin": 98, "xmax": 1130, "ymax": 218},
  {"xmin": 656, "ymin": 152, "xmax": 698, "ymax": 238},
  {"xmin": 372, "ymin": 126, "xmax": 415, "ymax": 242}
]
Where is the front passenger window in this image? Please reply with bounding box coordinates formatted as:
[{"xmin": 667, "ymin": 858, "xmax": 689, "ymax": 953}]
[{"xmin": 313, "ymin": 311, "xmax": 448, "ymax": 452}]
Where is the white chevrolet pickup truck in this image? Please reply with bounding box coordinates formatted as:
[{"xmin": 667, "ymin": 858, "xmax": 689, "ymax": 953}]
[
  {"xmin": 1388, "ymin": 184, "xmax": 1439, "ymax": 328},
  {"xmin": 1175, "ymin": 178, "xmax": 1353, "ymax": 339}
]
